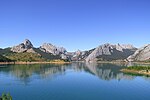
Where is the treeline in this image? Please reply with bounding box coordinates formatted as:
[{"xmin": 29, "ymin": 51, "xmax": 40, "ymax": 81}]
[{"xmin": 0, "ymin": 55, "xmax": 12, "ymax": 62}]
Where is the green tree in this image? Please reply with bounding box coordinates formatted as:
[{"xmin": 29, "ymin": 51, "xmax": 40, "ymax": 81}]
[{"xmin": 1, "ymin": 93, "xmax": 12, "ymax": 100}]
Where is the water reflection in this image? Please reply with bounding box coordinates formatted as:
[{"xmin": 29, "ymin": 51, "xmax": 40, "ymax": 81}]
[
  {"xmin": 0, "ymin": 64, "xmax": 70, "ymax": 85},
  {"xmin": 0, "ymin": 63, "xmax": 150, "ymax": 84},
  {"xmin": 85, "ymin": 63, "xmax": 135, "ymax": 81}
]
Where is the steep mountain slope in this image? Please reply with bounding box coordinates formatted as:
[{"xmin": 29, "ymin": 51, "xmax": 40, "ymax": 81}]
[
  {"xmin": 40, "ymin": 43, "xmax": 67, "ymax": 55},
  {"xmin": 67, "ymin": 49, "xmax": 95, "ymax": 61},
  {"xmin": 2, "ymin": 39, "xmax": 147, "ymax": 62},
  {"xmin": 0, "ymin": 54, "xmax": 12, "ymax": 62},
  {"xmin": 127, "ymin": 44, "xmax": 150, "ymax": 61},
  {"xmin": 6, "ymin": 52, "xmax": 44, "ymax": 62},
  {"xmin": 39, "ymin": 43, "xmax": 68, "ymax": 60},
  {"xmin": 11, "ymin": 39, "xmax": 35, "ymax": 53},
  {"xmin": 1, "ymin": 39, "xmax": 68, "ymax": 61},
  {"xmin": 86, "ymin": 43, "xmax": 137, "ymax": 62},
  {"xmin": 33, "ymin": 48, "xmax": 61, "ymax": 60}
]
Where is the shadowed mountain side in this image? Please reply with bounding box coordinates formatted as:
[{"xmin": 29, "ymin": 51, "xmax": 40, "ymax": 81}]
[
  {"xmin": 33, "ymin": 48, "xmax": 61, "ymax": 60},
  {"xmin": 96, "ymin": 49, "xmax": 136, "ymax": 61},
  {"xmin": 86, "ymin": 43, "xmax": 137, "ymax": 62}
]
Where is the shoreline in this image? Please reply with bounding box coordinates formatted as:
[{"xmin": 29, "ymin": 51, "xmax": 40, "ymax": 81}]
[
  {"xmin": 0, "ymin": 61, "xmax": 150, "ymax": 65},
  {"xmin": 0, "ymin": 61, "xmax": 71, "ymax": 65},
  {"xmin": 97, "ymin": 61, "xmax": 150, "ymax": 65},
  {"xmin": 121, "ymin": 69, "xmax": 150, "ymax": 76}
]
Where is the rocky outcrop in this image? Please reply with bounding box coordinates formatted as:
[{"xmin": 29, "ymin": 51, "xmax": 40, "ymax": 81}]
[
  {"xmin": 67, "ymin": 49, "xmax": 95, "ymax": 61},
  {"xmin": 86, "ymin": 43, "xmax": 137, "ymax": 62},
  {"xmin": 4, "ymin": 39, "xmax": 149, "ymax": 62},
  {"xmin": 11, "ymin": 39, "xmax": 35, "ymax": 53},
  {"xmin": 39, "ymin": 43, "xmax": 67, "ymax": 55},
  {"xmin": 127, "ymin": 44, "xmax": 150, "ymax": 61},
  {"xmin": 9, "ymin": 39, "xmax": 69, "ymax": 60},
  {"xmin": 39, "ymin": 43, "xmax": 68, "ymax": 60}
]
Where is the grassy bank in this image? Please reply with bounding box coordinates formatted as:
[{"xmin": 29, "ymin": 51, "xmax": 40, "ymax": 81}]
[
  {"xmin": 0, "ymin": 60, "xmax": 71, "ymax": 65},
  {"xmin": 121, "ymin": 66, "xmax": 150, "ymax": 76}
]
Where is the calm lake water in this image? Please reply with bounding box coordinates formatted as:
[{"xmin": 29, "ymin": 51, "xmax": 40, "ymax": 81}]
[{"xmin": 0, "ymin": 63, "xmax": 150, "ymax": 100}]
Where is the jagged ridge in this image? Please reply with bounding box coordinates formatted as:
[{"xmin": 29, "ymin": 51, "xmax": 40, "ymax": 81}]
[
  {"xmin": 2, "ymin": 39, "xmax": 150, "ymax": 62},
  {"xmin": 86, "ymin": 43, "xmax": 137, "ymax": 62},
  {"xmin": 127, "ymin": 44, "xmax": 150, "ymax": 61}
]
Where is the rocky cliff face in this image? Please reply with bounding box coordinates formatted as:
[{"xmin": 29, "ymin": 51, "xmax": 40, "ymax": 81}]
[
  {"xmin": 39, "ymin": 43, "xmax": 67, "ymax": 55},
  {"xmin": 39, "ymin": 43, "xmax": 69, "ymax": 60},
  {"xmin": 11, "ymin": 39, "xmax": 35, "ymax": 53},
  {"xmin": 10, "ymin": 39, "xmax": 69, "ymax": 60},
  {"xmin": 5, "ymin": 39, "xmax": 150, "ymax": 62},
  {"xmin": 67, "ymin": 49, "xmax": 95, "ymax": 61},
  {"xmin": 86, "ymin": 43, "xmax": 137, "ymax": 62},
  {"xmin": 127, "ymin": 44, "xmax": 150, "ymax": 61}
]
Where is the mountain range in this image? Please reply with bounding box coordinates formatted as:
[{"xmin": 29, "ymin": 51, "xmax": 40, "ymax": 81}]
[{"xmin": 0, "ymin": 39, "xmax": 150, "ymax": 62}]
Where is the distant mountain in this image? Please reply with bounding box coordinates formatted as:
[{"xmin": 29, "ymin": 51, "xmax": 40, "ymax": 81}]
[
  {"xmin": 1, "ymin": 39, "xmax": 150, "ymax": 62},
  {"xmin": 39, "ymin": 43, "xmax": 68, "ymax": 60},
  {"xmin": 33, "ymin": 48, "xmax": 61, "ymax": 60},
  {"xmin": 1, "ymin": 39, "xmax": 68, "ymax": 62},
  {"xmin": 127, "ymin": 44, "xmax": 150, "ymax": 61},
  {"xmin": 40, "ymin": 43, "xmax": 67, "ymax": 55},
  {"xmin": 0, "ymin": 47, "xmax": 13, "ymax": 55},
  {"xmin": 67, "ymin": 49, "xmax": 95, "ymax": 61},
  {"xmin": 11, "ymin": 39, "xmax": 35, "ymax": 53},
  {"xmin": 86, "ymin": 43, "xmax": 137, "ymax": 62}
]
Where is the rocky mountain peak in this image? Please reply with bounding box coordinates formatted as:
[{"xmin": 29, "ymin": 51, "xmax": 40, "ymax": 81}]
[
  {"xmin": 120, "ymin": 44, "xmax": 135, "ymax": 49},
  {"xmin": 85, "ymin": 43, "xmax": 137, "ymax": 62},
  {"xmin": 23, "ymin": 39, "xmax": 33, "ymax": 49},
  {"xmin": 115, "ymin": 44, "xmax": 136, "ymax": 52},
  {"xmin": 11, "ymin": 39, "xmax": 34, "ymax": 53},
  {"xmin": 6, "ymin": 39, "xmax": 142, "ymax": 62},
  {"xmin": 40, "ymin": 43, "xmax": 67, "ymax": 55}
]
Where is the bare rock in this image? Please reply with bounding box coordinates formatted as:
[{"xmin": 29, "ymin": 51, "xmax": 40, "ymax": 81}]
[
  {"xmin": 127, "ymin": 44, "xmax": 150, "ymax": 61},
  {"xmin": 40, "ymin": 43, "xmax": 67, "ymax": 55},
  {"xmin": 11, "ymin": 39, "xmax": 34, "ymax": 53},
  {"xmin": 86, "ymin": 43, "xmax": 136, "ymax": 62}
]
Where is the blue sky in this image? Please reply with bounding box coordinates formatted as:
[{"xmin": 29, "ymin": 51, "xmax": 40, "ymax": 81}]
[{"xmin": 0, "ymin": 0, "xmax": 150, "ymax": 51}]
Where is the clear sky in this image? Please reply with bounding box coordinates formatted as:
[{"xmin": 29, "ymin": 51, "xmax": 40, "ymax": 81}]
[{"xmin": 0, "ymin": 0, "xmax": 150, "ymax": 51}]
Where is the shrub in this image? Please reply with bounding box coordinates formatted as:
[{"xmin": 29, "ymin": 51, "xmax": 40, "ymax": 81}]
[{"xmin": 1, "ymin": 93, "xmax": 12, "ymax": 100}]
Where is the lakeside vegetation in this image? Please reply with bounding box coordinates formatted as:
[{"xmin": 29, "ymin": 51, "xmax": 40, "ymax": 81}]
[
  {"xmin": 121, "ymin": 66, "xmax": 150, "ymax": 76},
  {"xmin": 6, "ymin": 52, "xmax": 45, "ymax": 62},
  {"xmin": 0, "ymin": 55, "xmax": 12, "ymax": 62},
  {"xmin": 0, "ymin": 51, "xmax": 70, "ymax": 64},
  {"xmin": 0, "ymin": 93, "xmax": 12, "ymax": 100},
  {"xmin": 125, "ymin": 66, "xmax": 150, "ymax": 71}
]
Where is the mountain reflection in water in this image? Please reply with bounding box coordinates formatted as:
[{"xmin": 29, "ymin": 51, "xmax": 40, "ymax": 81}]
[{"xmin": 0, "ymin": 63, "xmax": 150, "ymax": 85}]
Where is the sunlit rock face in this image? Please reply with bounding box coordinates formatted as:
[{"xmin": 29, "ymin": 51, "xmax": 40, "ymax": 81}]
[
  {"xmin": 7, "ymin": 39, "xmax": 140, "ymax": 62},
  {"xmin": 127, "ymin": 44, "xmax": 150, "ymax": 61},
  {"xmin": 66, "ymin": 49, "xmax": 95, "ymax": 61},
  {"xmin": 86, "ymin": 43, "xmax": 137, "ymax": 62},
  {"xmin": 10, "ymin": 39, "xmax": 68, "ymax": 60},
  {"xmin": 39, "ymin": 43, "xmax": 67, "ymax": 55},
  {"xmin": 11, "ymin": 39, "xmax": 35, "ymax": 53},
  {"xmin": 39, "ymin": 43, "xmax": 68, "ymax": 60}
]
